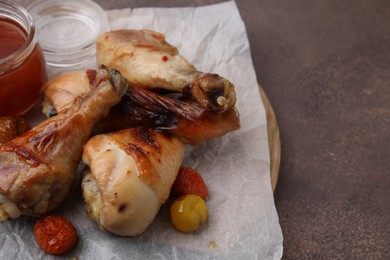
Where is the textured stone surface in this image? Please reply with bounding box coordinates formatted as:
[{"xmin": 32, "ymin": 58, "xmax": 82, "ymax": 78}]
[{"xmin": 16, "ymin": 0, "xmax": 390, "ymax": 258}]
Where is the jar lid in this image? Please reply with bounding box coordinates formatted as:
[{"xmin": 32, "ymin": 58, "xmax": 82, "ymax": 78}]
[{"xmin": 27, "ymin": 0, "xmax": 108, "ymax": 68}]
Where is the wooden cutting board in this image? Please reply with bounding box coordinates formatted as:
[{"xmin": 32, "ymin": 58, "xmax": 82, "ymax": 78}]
[{"xmin": 259, "ymin": 86, "xmax": 281, "ymax": 192}]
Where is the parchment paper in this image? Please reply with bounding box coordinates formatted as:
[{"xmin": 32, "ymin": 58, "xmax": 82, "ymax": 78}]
[{"xmin": 0, "ymin": 1, "xmax": 283, "ymax": 259}]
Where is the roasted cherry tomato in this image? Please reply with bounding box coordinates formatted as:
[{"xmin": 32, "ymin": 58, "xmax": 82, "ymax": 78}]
[
  {"xmin": 171, "ymin": 167, "xmax": 208, "ymax": 199},
  {"xmin": 170, "ymin": 194, "xmax": 208, "ymax": 233},
  {"xmin": 34, "ymin": 215, "xmax": 77, "ymax": 255}
]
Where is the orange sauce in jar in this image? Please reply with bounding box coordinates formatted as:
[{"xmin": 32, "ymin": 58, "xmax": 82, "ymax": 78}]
[{"xmin": 0, "ymin": 16, "xmax": 47, "ymax": 116}]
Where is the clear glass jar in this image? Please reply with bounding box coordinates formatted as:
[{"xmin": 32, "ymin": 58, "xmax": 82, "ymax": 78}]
[
  {"xmin": 27, "ymin": 0, "xmax": 109, "ymax": 78},
  {"xmin": 0, "ymin": 1, "xmax": 47, "ymax": 116}
]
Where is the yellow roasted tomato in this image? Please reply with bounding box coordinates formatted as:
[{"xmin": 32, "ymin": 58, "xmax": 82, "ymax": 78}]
[{"xmin": 170, "ymin": 194, "xmax": 207, "ymax": 233}]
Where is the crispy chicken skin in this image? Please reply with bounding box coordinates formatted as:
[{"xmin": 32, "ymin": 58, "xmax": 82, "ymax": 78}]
[
  {"xmin": 0, "ymin": 66, "xmax": 128, "ymax": 220},
  {"xmin": 0, "ymin": 116, "xmax": 29, "ymax": 144},
  {"xmin": 96, "ymin": 29, "xmax": 237, "ymax": 112},
  {"xmin": 82, "ymin": 128, "xmax": 184, "ymax": 236}
]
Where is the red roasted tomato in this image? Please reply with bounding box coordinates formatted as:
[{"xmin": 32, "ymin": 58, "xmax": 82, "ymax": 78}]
[
  {"xmin": 34, "ymin": 215, "xmax": 77, "ymax": 255},
  {"xmin": 172, "ymin": 167, "xmax": 208, "ymax": 199}
]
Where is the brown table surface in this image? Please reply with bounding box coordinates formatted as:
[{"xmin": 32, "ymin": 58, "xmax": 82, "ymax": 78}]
[{"xmin": 17, "ymin": 0, "xmax": 390, "ymax": 258}]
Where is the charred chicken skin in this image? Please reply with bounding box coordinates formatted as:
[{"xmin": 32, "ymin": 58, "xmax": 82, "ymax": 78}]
[
  {"xmin": 100, "ymin": 83, "xmax": 240, "ymax": 145},
  {"xmin": 0, "ymin": 66, "xmax": 128, "ymax": 220}
]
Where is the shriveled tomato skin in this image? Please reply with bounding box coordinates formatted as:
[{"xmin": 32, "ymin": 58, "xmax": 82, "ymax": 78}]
[
  {"xmin": 171, "ymin": 167, "xmax": 208, "ymax": 199},
  {"xmin": 34, "ymin": 215, "xmax": 77, "ymax": 255}
]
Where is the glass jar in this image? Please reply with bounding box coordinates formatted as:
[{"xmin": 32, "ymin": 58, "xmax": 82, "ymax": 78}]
[
  {"xmin": 27, "ymin": 0, "xmax": 109, "ymax": 78},
  {"xmin": 0, "ymin": 1, "xmax": 47, "ymax": 116}
]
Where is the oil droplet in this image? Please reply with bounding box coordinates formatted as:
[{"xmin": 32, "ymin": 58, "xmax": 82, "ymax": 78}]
[{"xmin": 208, "ymin": 241, "xmax": 217, "ymax": 249}]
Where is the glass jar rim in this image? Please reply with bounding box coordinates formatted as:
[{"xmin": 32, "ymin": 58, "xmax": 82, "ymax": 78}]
[{"xmin": 0, "ymin": 1, "xmax": 36, "ymax": 69}]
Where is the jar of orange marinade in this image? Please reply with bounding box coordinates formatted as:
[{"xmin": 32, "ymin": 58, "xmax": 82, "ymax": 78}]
[{"xmin": 0, "ymin": 1, "xmax": 47, "ymax": 117}]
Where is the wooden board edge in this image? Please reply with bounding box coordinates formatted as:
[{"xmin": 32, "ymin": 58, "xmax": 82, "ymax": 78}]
[{"xmin": 259, "ymin": 85, "xmax": 281, "ymax": 192}]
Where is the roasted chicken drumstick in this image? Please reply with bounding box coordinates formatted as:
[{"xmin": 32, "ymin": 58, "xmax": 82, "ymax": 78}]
[
  {"xmin": 42, "ymin": 71, "xmax": 239, "ymax": 145},
  {"xmin": 100, "ymin": 83, "xmax": 240, "ymax": 145},
  {"xmin": 96, "ymin": 29, "xmax": 237, "ymax": 113},
  {"xmin": 82, "ymin": 128, "xmax": 184, "ymax": 236},
  {"xmin": 0, "ymin": 66, "xmax": 128, "ymax": 220}
]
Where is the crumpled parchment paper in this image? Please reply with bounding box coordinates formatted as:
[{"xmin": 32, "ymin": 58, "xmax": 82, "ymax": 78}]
[{"xmin": 0, "ymin": 1, "xmax": 283, "ymax": 259}]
